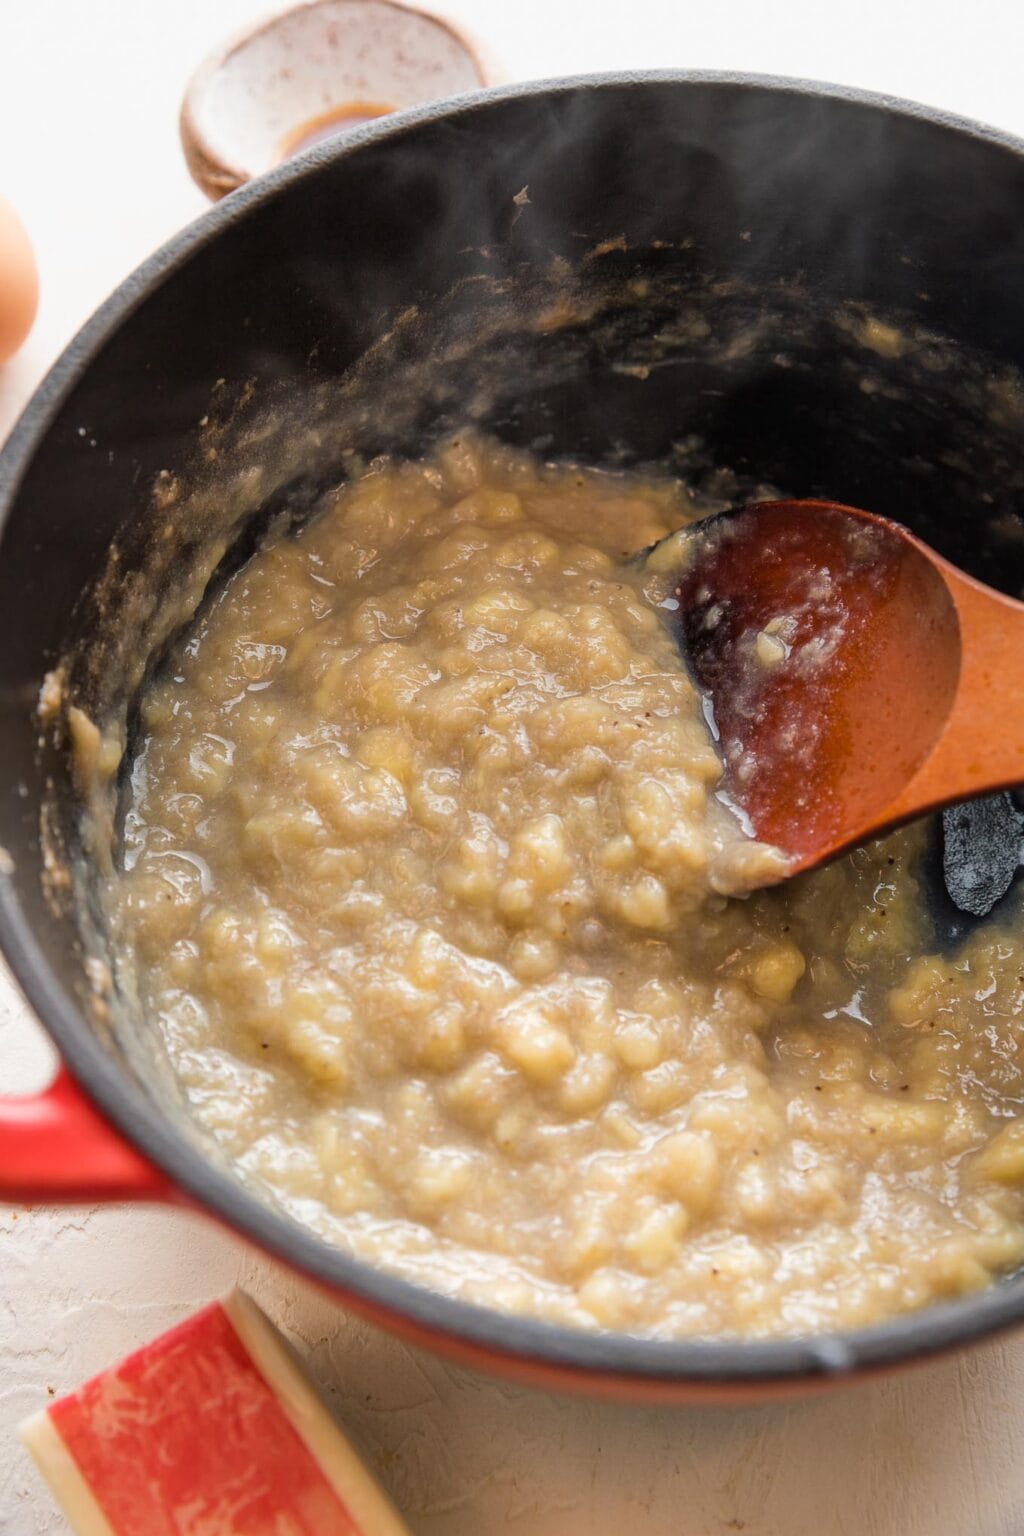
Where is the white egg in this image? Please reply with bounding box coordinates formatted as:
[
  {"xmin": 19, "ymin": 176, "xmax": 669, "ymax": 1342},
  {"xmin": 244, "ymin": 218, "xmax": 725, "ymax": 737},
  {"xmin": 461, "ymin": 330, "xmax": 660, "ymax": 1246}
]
[{"xmin": 0, "ymin": 196, "xmax": 38, "ymax": 363}]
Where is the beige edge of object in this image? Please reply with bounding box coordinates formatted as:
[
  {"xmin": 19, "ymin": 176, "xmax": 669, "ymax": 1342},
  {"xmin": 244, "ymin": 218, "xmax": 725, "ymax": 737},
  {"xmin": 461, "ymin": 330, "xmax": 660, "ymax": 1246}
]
[
  {"xmin": 19, "ymin": 1412, "xmax": 116, "ymax": 1536},
  {"xmin": 223, "ymin": 1289, "xmax": 413, "ymax": 1536}
]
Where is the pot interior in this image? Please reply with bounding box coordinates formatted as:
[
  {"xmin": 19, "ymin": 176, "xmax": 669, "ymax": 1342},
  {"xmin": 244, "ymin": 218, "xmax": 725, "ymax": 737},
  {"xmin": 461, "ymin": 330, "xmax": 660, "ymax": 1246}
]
[{"xmin": 5, "ymin": 76, "xmax": 1024, "ymax": 1372}]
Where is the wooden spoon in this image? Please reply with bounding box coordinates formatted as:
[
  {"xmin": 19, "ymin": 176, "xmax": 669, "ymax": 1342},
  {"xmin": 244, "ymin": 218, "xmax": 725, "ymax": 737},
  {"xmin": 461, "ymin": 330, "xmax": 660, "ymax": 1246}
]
[{"xmin": 660, "ymin": 499, "xmax": 1024, "ymax": 883}]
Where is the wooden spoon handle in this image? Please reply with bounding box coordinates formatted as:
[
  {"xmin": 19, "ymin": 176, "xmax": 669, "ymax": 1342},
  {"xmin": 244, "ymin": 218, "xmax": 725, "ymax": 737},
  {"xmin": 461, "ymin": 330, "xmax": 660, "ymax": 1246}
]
[{"xmin": 880, "ymin": 557, "xmax": 1024, "ymax": 828}]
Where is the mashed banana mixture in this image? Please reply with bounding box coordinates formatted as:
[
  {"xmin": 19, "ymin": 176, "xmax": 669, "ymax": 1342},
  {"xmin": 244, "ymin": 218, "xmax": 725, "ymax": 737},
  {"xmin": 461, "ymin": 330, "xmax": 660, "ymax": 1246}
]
[{"xmin": 110, "ymin": 438, "xmax": 1024, "ymax": 1337}]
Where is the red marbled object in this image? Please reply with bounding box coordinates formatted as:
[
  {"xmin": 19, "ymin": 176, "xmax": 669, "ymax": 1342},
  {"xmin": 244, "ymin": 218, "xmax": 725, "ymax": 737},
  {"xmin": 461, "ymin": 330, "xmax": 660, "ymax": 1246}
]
[{"xmin": 20, "ymin": 1291, "xmax": 411, "ymax": 1536}]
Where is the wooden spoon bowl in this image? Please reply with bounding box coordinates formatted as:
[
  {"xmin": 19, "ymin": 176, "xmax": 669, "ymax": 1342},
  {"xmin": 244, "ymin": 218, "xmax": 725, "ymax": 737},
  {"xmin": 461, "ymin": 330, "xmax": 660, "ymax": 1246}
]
[{"xmin": 669, "ymin": 500, "xmax": 1024, "ymax": 878}]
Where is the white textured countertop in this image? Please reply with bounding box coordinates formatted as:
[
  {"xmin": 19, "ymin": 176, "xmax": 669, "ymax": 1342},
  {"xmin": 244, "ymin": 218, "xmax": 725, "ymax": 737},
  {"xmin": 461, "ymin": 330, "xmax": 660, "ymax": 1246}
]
[{"xmin": 4, "ymin": 2, "xmax": 1024, "ymax": 1531}]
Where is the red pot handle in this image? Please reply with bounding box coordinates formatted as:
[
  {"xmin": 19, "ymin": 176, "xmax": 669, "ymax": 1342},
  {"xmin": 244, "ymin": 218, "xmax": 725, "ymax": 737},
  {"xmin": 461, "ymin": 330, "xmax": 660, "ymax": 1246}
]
[{"xmin": 0, "ymin": 1067, "xmax": 174, "ymax": 1203}]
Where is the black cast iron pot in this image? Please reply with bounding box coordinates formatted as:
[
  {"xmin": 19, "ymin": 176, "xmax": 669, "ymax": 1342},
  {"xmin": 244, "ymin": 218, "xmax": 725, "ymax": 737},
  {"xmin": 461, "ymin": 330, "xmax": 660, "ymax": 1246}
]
[{"xmin": 4, "ymin": 72, "xmax": 1024, "ymax": 1401}]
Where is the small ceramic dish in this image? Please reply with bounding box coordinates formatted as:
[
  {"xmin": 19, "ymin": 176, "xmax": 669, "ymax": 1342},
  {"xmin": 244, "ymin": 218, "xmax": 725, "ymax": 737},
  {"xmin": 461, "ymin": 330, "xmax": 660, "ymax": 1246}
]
[{"xmin": 180, "ymin": 0, "xmax": 494, "ymax": 200}]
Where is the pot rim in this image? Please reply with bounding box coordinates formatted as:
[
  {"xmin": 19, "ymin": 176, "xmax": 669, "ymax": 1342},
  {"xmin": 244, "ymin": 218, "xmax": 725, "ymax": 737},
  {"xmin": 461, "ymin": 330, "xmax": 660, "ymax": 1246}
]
[{"xmin": 4, "ymin": 68, "xmax": 1024, "ymax": 1389}]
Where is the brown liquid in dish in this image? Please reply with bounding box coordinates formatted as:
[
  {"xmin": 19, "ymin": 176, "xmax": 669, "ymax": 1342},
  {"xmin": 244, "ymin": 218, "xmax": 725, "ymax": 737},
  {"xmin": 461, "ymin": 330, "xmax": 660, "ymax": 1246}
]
[
  {"xmin": 107, "ymin": 437, "xmax": 1024, "ymax": 1339},
  {"xmin": 280, "ymin": 102, "xmax": 394, "ymax": 159}
]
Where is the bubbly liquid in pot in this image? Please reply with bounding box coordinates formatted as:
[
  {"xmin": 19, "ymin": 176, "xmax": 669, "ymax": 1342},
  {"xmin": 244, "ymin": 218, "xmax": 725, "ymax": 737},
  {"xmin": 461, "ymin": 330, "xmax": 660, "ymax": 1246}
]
[{"xmin": 107, "ymin": 436, "xmax": 1024, "ymax": 1338}]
